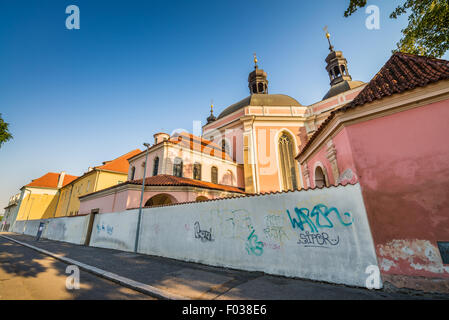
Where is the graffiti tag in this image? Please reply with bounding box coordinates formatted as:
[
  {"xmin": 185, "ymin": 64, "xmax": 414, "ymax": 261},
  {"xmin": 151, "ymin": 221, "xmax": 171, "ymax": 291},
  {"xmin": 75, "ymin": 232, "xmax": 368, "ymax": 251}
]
[
  {"xmin": 194, "ymin": 221, "xmax": 214, "ymax": 242},
  {"xmin": 96, "ymin": 223, "xmax": 113, "ymax": 235},
  {"xmin": 263, "ymin": 214, "xmax": 289, "ymax": 243},
  {"xmin": 297, "ymin": 231, "xmax": 339, "ymax": 248},
  {"xmin": 286, "ymin": 204, "xmax": 353, "ymax": 233},
  {"xmin": 245, "ymin": 226, "xmax": 264, "ymax": 256}
]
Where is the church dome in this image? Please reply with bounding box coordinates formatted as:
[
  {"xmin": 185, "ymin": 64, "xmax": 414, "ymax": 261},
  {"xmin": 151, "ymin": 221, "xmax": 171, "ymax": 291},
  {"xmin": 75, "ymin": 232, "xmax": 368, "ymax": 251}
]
[{"xmin": 217, "ymin": 94, "xmax": 302, "ymax": 119}]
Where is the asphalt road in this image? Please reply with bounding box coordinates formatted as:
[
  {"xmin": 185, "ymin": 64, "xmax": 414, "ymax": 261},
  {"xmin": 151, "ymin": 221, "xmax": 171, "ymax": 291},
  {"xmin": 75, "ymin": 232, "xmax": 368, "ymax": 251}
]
[{"xmin": 0, "ymin": 237, "xmax": 155, "ymax": 300}]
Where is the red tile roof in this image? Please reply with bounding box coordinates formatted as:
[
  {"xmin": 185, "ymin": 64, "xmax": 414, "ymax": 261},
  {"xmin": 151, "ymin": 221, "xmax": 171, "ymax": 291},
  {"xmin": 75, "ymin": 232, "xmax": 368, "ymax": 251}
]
[
  {"xmin": 342, "ymin": 52, "xmax": 449, "ymax": 110},
  {"xmin": 130, "ymin": 174, "xmax": 245, "ymax": 193},
  {"xmin": 297, "ymin": 52, "xmax": 449, "ymax": 159},
  {"xmin": 25, "ymin": 172, "xmax": 78, "ymax": 189},
  {"xmin": 128, "ymin": 132, "xmax": 233, "ymax": 162},
  {"xmin": 95, "ymin": 149, "xmax": 141, "ymax": 173}
]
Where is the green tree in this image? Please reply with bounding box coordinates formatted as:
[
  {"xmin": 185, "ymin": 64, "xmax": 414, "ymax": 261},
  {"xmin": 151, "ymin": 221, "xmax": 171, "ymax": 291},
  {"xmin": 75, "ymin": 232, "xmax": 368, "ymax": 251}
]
[
  {"xmin": 0, "ymin": 113, "xmax": 13, "ymax": 148},
  {"xmin": 344, "ymin": 0, "xmax": 449, "ymax": 58}
]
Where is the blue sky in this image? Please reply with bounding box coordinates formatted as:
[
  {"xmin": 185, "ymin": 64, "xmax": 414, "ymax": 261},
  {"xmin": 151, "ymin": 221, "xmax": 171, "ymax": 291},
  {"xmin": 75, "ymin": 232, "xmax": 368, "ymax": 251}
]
[{"xmin": 1, "ymin": 0, "xmax": 447, "ymax": 210}]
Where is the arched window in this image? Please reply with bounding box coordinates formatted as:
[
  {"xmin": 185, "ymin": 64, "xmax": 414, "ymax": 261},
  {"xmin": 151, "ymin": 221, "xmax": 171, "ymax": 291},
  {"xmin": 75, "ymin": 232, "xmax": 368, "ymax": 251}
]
[
  {"xmin": 211, "ymin": 166, "xmax": 218, "ymax": 184},
  {"xmin": 333, "ymin": 66, "xmax": 341, "ymax": 77},
  {"xmin": 173, "ymin": 157, "xmax": 183, "ymax": 177},
  {"xmin": 258, "ymin": 82, "xmax": 264, "ymax": 92},
  {"xmin": 222, "ymin": 170, "xmax": 234, "ymax": 186},
  {"xmin": 193, "ymin": 163, "xmax": 202, "ymax": 180},
  {"xmin": 153, "ymin": 157, "xmax": 159, "ymax": 176},
  {"xmin": 145, "ymin": 194, "xmax": 174, "ymax": 207},
  {"xmin": 279, "ymin": 133, "xmax": 298, "ymax": 191},
  {"xmin": 315, "ymin": 166, "xmax": 327, "ymax": 188},
  {"xmin": 130, "ymin": 166, "xmax": 136, "ymax": 180}
]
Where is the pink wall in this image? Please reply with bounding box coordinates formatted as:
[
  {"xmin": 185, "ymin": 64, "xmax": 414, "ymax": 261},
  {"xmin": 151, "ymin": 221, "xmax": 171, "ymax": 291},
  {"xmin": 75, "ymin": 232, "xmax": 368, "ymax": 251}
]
[
  {"xmin": 303, "ymin": 128, "xmax": 358, "ymax": 188},
  {"xmin": 346, "ymin": 99, "xmax": 449, "ymax": 279}
]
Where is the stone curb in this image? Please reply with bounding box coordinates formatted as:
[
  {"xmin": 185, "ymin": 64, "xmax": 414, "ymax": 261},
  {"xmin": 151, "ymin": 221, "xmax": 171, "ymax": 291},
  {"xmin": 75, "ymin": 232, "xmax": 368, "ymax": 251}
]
[{"xmin": 0, "ymin": 234, "xmax": 188, "ymax": 300}]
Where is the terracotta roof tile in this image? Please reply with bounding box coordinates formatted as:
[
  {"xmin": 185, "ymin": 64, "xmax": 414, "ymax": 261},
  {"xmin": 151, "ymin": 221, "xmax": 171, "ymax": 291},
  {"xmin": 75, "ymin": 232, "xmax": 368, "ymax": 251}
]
[
  {"xmin": 95, "ymin": 149, "xmax": 141, "ymax": 173},
  {"xmin": 25, "ymin": 172, "xmax": 78, "ymax": 189},
  {"xmin": 130, "ymin": 174, "xmax": 246, "ymax": 193},
  {"xmin": 297, "ymin": 52, "xmax": 449, "ymax": 159},
  {"xmin": 342, "ymin": 52, "xmax": 449, "ymax": 110}
]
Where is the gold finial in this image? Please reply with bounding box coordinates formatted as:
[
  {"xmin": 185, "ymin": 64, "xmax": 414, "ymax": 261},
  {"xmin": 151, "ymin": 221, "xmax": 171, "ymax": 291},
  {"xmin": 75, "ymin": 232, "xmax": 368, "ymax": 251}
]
[
  {"xmin": 323, "ymin": 26, "xmax": 334, "ymax": 52},
  {"xmin": 253, "ymin": 52, "xmax": 258, "ymax": 68},
  {"xmin": 210, "ymin": 99, "xmax": 214, "ymax": 114}
]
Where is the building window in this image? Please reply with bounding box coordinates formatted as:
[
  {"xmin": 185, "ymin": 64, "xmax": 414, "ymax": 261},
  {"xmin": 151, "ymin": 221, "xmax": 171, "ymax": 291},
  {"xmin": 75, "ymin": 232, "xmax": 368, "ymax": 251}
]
[
  {"xmin": 279, "ymin": 133, "xmax": 298, "ymax": 191},
  {"xmin": 130, "ymin": 166, "xmax": 136, "ymax": 180},
  {"xmin": 315, "ymin": 166, "xmax": 327, "ymax": 188},
  {"xmin": 153, "ymin": 157, "xmax": 159, "ymax": 176},
  {"xmin": 221, "ymin": 139, "xmax": 230, "ymax": 157},
  {"xmin": 193, "ymin": 163, "xmax": 202, "ymax": 180},
  {"xmin": 211, "ymin": 166, "xmax": 218, "ymax": 184},
  {"xmin": 173, "ymin": 157, "xmax": 183, "ymax": 177}
]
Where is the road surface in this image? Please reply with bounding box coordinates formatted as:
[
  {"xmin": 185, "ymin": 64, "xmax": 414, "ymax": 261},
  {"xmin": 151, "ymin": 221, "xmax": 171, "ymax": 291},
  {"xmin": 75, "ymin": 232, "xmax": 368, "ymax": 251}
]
[{"xmin": 0, "ymin": 237, "xmax": 155, "ymax": 300}]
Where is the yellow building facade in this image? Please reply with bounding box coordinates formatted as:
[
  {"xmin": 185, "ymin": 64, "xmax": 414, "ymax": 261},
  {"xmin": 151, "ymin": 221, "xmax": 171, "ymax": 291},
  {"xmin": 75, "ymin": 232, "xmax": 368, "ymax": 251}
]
[
  {"xmin": 54, "ymin": 149, "xmax": 140, "ymax": 217},
  {"xmin": 15, "ymin": 172, "xmax": 78, "ymax": 221}
]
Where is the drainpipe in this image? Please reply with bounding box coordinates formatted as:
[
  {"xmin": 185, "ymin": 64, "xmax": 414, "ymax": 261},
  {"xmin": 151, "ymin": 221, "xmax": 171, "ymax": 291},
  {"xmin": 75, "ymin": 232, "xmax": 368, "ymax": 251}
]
[{"xmin": 134, "ymin": 142, "xmax": 151, "ymax": 253}]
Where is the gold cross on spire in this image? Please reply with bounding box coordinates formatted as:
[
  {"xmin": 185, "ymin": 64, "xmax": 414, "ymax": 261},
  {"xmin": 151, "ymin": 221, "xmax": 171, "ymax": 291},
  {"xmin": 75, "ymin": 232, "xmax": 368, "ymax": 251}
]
[{"xmin": 323, "ymin": 26, "xmax": 334, "ymax": 52}]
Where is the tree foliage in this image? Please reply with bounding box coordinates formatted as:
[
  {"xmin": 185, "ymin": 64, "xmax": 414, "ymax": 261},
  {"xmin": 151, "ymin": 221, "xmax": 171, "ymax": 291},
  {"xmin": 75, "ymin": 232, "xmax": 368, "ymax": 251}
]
[
  {"xmin": 344, "ymin": 0, "xmax": 449, "ymax": 58},
  {"xmin": 0, "ymin": 113, "xmax": 13, "ymax": 148}
]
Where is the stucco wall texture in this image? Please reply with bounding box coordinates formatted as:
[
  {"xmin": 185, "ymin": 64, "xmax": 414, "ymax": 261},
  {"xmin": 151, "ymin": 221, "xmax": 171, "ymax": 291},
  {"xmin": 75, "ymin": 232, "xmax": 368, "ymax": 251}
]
[
  {"xmin": 11, "ymin": 215, "xmax": 90, "ymax": 245},
  {"xmin": 87, "ymin": 183, "xmax": 379, "ymax": 288},
  {"xmin": 346, "ymin": 100, "xmax": 449, "ymax": 280}
]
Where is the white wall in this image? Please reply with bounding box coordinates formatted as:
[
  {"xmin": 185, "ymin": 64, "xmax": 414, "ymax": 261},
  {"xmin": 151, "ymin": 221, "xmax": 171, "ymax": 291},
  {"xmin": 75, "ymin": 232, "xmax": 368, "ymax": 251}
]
[
  {"xmin": 89, "ymin": 210, "xmax": 138, "ymax": 252},
  {"xmin": 43, "ymin": 215, "xmax": 90, "ymax": 245},
  {"xmin": 136, "ymin": 183, "xmax": 379, "ymax": 287},
  {"xmin": 10, "ymin": 215, "xmax": 90, "ymax": 245}
]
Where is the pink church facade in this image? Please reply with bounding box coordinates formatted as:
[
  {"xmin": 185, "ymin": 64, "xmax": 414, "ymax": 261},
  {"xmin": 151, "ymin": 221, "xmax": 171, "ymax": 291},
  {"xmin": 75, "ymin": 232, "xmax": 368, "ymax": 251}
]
[{"xmin": 297, "ymin": 53, "xmax": 449, "ymax": 291}]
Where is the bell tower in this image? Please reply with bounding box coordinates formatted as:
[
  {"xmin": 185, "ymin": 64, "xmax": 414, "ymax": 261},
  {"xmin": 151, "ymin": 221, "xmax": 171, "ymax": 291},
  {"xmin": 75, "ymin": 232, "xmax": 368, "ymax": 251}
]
[
  {"xmin": 248, "ymin": 53, "xmax": 268, "ymax": 95},
  {"xmin": 324, "ymin": 28, "xmax": 352, "ymax": 86},
  {"xmin": 206, "ymin": 102, "xmax": 216, "ymax": 124}
]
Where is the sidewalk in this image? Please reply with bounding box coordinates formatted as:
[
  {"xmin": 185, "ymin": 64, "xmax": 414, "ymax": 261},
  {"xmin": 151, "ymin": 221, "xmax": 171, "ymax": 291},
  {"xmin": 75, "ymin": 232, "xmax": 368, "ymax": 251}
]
[{"xmin": 0, "ymin": 232, "xmax": 445, "ymax": 300}]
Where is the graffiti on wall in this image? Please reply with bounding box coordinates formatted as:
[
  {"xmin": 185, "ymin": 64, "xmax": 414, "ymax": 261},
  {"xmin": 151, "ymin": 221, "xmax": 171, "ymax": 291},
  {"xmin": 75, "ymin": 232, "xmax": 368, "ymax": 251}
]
[
  {"xmin": 286, "ymin": 204, "xmax": 353, "ymax": 233},
  {"xmin": 220, "ymin": 209, "xmax": 253, "ymax": 240},
  {"xmin": 245, "ymin": 226, "xmax": 264, "ymax": 256},
  {"xmin": 297, "ymin": 231, "xmax": 340, "ymax": 248},
  {"xmin": 263, "ymin": 214, "xmax": 289, "ymax": 243},
  {"xmin": 194, "ymin": 221, "xmax": 214, "ymax": 242},
  {"xmin": 286, "ymin": 204, "xmax": 354, "ymax": 249},
  {"xmin": 96, "ymin": 223, "xmax": 114, "ymax": 236}
]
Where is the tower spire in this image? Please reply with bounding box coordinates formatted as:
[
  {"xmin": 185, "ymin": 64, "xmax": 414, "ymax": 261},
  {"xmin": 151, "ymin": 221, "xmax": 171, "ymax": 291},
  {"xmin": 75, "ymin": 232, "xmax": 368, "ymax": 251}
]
[
  {"xmin": 323, "ymin": 30, "xmax": 353, "ymax": 87},
  {"xmin": 206, "ymin": 99, "xmax": 216, "ymax": 124},
  {"xmin": 248, "ymin": 53, "xmax": 268, "ymax": 95},
  {"xmin": 324, "ymin": 26, "xmax": 334, "ymax": 52}
]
